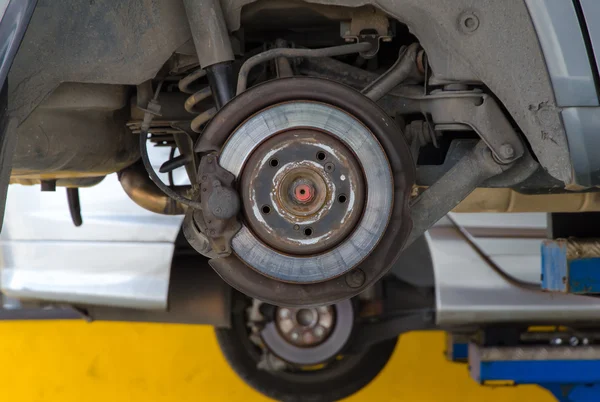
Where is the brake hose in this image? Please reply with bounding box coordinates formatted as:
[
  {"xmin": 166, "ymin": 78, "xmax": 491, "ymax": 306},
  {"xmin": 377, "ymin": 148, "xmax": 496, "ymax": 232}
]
[
  {"xmin": 446, "ymin": 213, "xmax": 541, "ymax": 291},
  {"xmin": 139, "ymin": 82, "xmax": 204, "ymax": 209}
]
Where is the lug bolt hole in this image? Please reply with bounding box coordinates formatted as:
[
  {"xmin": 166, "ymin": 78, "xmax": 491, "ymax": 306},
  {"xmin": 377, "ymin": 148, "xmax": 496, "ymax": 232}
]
[
  {"xmin": 316, "ymin": 151, "xmax": 326, "ymax": 161},
  {"xmin": 304, "ymin": 227, "xmax": 313, "ymax": 237},
  {"xmin": 269, "ymin": 158, "xmax": 279, "ymax": 167},
  {"xmin": 262, "ymin": 205, "xmax": 271, "ymax": 214},
  {"xmin": 338, "ymin": 194, "xmax": 347, "ymax": 204}
]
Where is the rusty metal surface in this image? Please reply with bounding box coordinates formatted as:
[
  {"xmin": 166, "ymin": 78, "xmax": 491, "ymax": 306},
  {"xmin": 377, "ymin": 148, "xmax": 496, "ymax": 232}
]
[
  {"xmin": 220, "ymin": 101, "xmax": 393, "ymax": 283},
  {"xmin": 194, "ymin": 154, "xmax": 242, "ymax": 257},
  {"xmin": 118, "ymin": 161, "xmax": 187, "ymax": 215},
  {"xmin": 240, "ymin": 129, "xmax": 364, "ymax": 255},
  {"xmin": 199, "ymin": 78, "xmax": 414, "ymax": 306}
]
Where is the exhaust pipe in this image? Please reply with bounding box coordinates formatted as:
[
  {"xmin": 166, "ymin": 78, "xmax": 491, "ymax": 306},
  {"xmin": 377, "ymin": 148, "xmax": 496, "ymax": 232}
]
[{"xmin": 118, "ymin": 161, "xmax": 187, "ymax": 215}]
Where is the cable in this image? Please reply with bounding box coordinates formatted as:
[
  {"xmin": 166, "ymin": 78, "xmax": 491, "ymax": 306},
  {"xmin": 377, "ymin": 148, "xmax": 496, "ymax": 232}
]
[
  {"xmin": 139, "ymin": 82, "xmax": 204, "ymax": 209},
  {"xmin": 139, "ymin": 130, "xmax": 203, "ymax": 210},
  {"xmin": 167, "ymin": 146, "xmax": 176, "ymax": 187},
  {"xmin": 446, "ymin": 213, "xmax": 541, "ymax": 290},
  {"xmin": 236, "ymin": 42, "xmax": 372, "ymax": 95}
]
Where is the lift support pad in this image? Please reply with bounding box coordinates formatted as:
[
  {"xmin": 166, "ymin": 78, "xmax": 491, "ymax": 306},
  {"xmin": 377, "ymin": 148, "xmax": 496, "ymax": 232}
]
[
  {"xmin": 542, "ymin": 239, "xmax": 600, "ymax": 294},
  {"xmin": 468, "ymin": 342, "xmax": 600, "ymax": 402}
]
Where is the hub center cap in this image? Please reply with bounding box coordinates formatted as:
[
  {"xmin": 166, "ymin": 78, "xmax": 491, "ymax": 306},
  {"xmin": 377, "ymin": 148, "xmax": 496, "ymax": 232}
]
[{"xmin": 293, "ymin": 182, "xmax": 314, "ymax": 203}]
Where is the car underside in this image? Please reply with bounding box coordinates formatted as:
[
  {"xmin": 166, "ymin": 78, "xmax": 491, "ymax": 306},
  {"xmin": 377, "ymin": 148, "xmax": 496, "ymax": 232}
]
[{"xmin": 2, "ymin": 1, "xmax": 600, "ymax": 399}]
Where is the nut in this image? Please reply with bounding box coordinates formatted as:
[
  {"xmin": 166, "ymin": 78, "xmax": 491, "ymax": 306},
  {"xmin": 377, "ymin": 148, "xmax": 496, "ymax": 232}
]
[
  {"xmin": 500, "ymin": 143, "xmax": 515, "ymax": 159},
  {"xmin": 345, "ymin": 269, "xmax": 366, "ymax": 288},
  {"xmin": 459, "ymin": 12, "xmax": 480, "ymax": 34}
]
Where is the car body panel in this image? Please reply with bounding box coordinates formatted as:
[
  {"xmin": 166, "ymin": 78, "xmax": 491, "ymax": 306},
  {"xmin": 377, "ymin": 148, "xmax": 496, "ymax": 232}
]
[
  {"xmin": 432, "ymin": 214, "xmax": 600, "ymax": 326},
  {"xmin": 525, "ymin": 0, "xmax": 598, "ymax": 107},
  {"xmin": 0, "ymin": 148, "xmax": 184, "ymax": 309}
]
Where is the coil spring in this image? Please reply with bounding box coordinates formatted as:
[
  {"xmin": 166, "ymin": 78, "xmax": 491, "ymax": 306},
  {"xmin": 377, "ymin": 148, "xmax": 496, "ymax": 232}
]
[{"xmin": 178, "ymin": 68, "xmax": 217, "ymax": 133}]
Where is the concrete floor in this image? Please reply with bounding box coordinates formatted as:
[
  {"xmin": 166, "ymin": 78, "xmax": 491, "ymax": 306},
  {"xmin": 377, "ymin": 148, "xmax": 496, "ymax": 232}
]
[{"xmin": 0, "ymin": 322, "xmax": 554, "ymax": 401}]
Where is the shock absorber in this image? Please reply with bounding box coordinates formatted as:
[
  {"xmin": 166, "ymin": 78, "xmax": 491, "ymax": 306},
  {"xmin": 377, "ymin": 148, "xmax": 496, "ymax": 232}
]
[
  {"xmin": 178, "ymin": 68, "xmax": 217, "ymax": 133},
  {"xmin": 182, "ymin": 0, "xmax": 236, "ymax": 109}
]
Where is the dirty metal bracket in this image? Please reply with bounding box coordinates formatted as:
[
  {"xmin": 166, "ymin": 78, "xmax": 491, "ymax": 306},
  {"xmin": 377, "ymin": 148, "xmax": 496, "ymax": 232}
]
[
  {"xmin": 192, "ymin": 154, "xmax": 241, "ymax": 257},
  {"xmin": 398, "ymin": 88, "xmax": 525, "ymax": 164},
  {"xmin": 406, "ymin": 141, "xmax": 517, "ymax": 248},
  {"xmin": 340, "ymin": 8, "xmax": 392, "ymax": 59}
]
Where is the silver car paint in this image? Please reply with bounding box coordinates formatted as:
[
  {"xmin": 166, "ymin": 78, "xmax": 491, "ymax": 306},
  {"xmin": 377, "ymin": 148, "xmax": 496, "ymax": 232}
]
[
  {"xmin": 0, "ymin": 147, "xmax": 184, "ymax": 309},
  {"xmin": 433, "ymin": 213, "xmax": 600, "ymax": 326}
]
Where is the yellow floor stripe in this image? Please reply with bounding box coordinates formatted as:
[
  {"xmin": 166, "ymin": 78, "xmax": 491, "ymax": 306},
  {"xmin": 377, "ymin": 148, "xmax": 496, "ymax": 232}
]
[{"xmin": 0, "ymin": 322, "xmax": 554, "ymax": 401}]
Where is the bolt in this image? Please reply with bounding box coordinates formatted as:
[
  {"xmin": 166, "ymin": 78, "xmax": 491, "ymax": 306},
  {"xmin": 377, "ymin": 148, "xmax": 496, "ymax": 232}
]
[
  {"xmin": 345, "ymin": 269, "xmax": 366, "ymax": 288},
  {"xmin": 215, "ymin": 207, "xmax": 222, "ymax": 214},
  {"xmin": 314, "ymin": 326, "xmax": 325, "ymax": 338},
  {"xmin": 499, "ymin": 143, "xmax": 515, "ymax": 159},
  {"xmin": 550, "ymin": 337, "xmax": 563, "ymax": 346},
  {"xmin": 290, "ymin": 331, "xmax": 300, "ymax": 341},
  {"xmin": 582, "ymin": 338, "xmax": 590, "ymax": 346},
  {"xmin": 293, "ymin": 225, "xmax": 300, "ymax": 231},
  {"xmin": 569, "ymin": 336, "xmax": 580, "ymax": 346},
  {"xmin": 324, "ymin": 162, "xmax": 335, "ymax": 172},
  {"xmin": 279, "ymin": 308, "xmax": 290, "ymax": 319},
  {"xmin": 459, "ymin": 12, "xmax": 480, "ymax": 33},
  {"xmin": 210, "ymin": 229, "xmax": 216, "ymax": 236}
]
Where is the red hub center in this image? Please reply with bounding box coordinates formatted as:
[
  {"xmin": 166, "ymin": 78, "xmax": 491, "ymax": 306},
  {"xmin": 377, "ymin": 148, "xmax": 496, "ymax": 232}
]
[{"xmin": 294, "ymin": 184, "xmax": 314, "ymax": 203}]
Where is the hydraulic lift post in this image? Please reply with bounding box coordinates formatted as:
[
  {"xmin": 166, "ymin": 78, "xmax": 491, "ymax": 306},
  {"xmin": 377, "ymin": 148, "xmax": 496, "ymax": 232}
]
[{"xmin": 447, "ymin": 212, "xmax": 600, "ymax": 402}]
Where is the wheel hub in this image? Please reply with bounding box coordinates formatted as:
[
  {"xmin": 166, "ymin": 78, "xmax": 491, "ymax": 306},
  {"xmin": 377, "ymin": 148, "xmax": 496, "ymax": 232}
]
[
  {"xmin": 261, "ymin": 299, "xmax": 354, "ymax": 365},
  {"xmin": 192, "ymin": 78, "xmax": 415, "ymax": 306},
  {"xmin": 240, "ymin": 129, "xmax": 365, "ymax": 255},
  {"xmin": 219, "ymin": 100, "xmax": 394, "ymax": 284},
  {"xmin": 275, "ymin": 305, "xmax": 336, "ymax": 347}
]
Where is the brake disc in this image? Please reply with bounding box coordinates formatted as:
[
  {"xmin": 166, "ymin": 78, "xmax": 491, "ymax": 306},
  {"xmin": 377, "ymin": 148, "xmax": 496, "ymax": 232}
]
[
  {"xmin": 193, "ymin": 77, "xmax": 414, "ymax": 306},
  {"xmin": 219, "ymin": 101, "xmax": 393, "ymax": 283}
]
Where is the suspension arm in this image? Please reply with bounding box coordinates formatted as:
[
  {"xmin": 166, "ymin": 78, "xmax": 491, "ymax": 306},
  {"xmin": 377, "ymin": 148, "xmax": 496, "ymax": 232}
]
[{"xmin": 406, "ymin": 141, "xmax": 515, "ymax": 248}]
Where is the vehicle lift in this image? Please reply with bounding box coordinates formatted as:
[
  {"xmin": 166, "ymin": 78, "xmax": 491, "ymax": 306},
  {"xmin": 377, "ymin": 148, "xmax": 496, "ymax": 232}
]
[{"xmin": 446, "ymin": 213, "xmax": 600, "ymax": 402}]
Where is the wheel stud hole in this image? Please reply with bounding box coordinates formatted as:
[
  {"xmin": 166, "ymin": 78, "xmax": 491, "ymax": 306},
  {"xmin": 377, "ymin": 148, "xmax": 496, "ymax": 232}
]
[
  {"xmin": 269, "ymin": 158, "xmax": 279, "ymax": 167},
  {"xmin": 262, "ymin": 205, "xmax": 271, "ymax": 214},
  {"xmin": 316, "ymin": 151, "xmax": 326, "ymax": 161},
  {"xmin": 338, "ymin": 194, "xmax": 347, "ymax": 204},
  {"xmin": 304, "ymin": 227, "xmax": 313, "ymax": 237}
]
